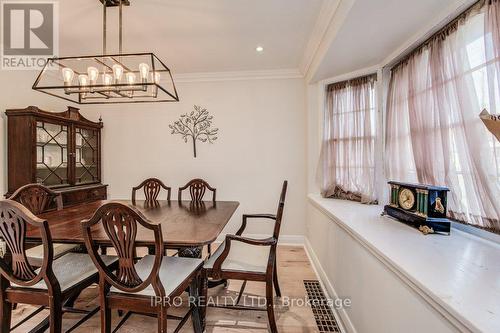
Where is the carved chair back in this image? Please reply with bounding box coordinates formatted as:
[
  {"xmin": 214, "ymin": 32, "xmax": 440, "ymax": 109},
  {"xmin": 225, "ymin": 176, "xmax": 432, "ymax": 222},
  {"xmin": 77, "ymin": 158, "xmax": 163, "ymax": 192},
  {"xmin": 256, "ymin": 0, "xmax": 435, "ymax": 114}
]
[
  {"xmin": 131, "ymin": 178, "xmax": 171, "ymax": 205},
  {"xmin": 273, "ymin": 181, "xmax": 288, "ymax": 240},
  {"xmin": 0, "ymin": 200, "xmax": 55, "ymax": 288},
  {"xmin": 8, "ymin": 183, "xmax": 63, "ymax": 215},
  {"xmin": 81, "ymin": 202, "xmax": 165, "ymax": 295},
  {"xmin": 178, "ymin": 178, "xmax": 216, "ymax": 203}
]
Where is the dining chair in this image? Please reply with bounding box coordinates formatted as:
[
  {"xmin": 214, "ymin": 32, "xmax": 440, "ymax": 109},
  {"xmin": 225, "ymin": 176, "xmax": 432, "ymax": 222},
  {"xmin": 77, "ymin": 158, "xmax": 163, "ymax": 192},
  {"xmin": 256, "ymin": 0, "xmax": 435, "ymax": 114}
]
[
  {"xmin": 178, "ymin": 178, "xmax": 216, "ymax": 203},
  {"xmin": 132, "ymin": 178, "xmax": 171, "ymax": 205},
  {"xmin": 0, "ymin": 199, "xmax": 117, "ymax": 333},
  {"xmin": 202, "ymin": 180, "xmax": 288, "ymax": 333},
  {"xmin": 178, "ymin": 179, "xmax": 216, "ymax": 258},
  {"xmin": 8, "ymin": 184, "xmax": 78, "ymax": 267},
  {"xmin": 81, "ymin": 202, "xmax": 204, "ymax": 333}
]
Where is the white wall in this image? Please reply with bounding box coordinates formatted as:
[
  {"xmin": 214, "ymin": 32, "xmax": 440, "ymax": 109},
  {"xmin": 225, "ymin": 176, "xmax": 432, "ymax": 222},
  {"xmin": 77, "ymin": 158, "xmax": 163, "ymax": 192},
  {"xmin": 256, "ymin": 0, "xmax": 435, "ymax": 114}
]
[{"xmin": 0, "ymin": 70, "xmax": 307, "ymax": 237}]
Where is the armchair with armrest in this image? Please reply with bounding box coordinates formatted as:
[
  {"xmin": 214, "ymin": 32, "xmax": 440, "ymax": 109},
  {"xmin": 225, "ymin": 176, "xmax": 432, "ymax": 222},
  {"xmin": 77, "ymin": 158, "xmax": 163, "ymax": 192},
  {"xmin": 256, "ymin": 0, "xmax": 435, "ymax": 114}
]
[{"xmin": 202, "ymin": 180, "xmax": 287, "ymax": 333}]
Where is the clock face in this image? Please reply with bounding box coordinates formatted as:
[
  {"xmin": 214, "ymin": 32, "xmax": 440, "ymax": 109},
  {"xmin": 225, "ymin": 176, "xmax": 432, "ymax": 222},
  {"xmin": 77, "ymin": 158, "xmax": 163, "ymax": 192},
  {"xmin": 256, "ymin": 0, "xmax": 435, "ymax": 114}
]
[{"xmin": 398, "ymin": 188, "xmax": 415, "ymax": 210}]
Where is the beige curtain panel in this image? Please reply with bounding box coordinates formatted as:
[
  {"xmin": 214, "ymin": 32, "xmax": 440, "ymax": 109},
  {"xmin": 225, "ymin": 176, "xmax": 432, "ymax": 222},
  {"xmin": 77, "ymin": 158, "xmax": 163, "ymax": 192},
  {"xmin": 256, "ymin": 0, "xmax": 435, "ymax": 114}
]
[
  {"xmin": 386, "ymin": 0, "xmax": 500, "ymax": 233},
  {"xmin": 318, "ymin": 74, "xmax": 377, "ymax": 204}
]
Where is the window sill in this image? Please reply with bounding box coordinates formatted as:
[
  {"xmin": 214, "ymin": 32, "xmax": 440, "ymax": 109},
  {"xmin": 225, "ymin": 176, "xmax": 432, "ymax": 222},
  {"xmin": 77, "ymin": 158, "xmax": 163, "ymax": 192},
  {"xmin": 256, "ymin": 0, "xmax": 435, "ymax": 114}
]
[{"xmin": 308, "ymin": 194, "xmax": 500, "ymax": 333}]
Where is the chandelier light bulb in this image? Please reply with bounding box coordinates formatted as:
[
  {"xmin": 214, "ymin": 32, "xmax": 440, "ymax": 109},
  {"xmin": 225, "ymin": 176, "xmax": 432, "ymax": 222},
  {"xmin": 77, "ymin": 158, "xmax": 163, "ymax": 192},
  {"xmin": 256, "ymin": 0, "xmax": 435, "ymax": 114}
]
[
  {"xmin": 78, "ymin": 74, "xmax": 89, "ymax": 87},
  {"xmin": 61, "ymin": 68, "xmax": 75, "ymax": 84},
  {"xmin": 139, "ymin": 63, "xmax": 150, "ymax": 81},
  {"xmin": 78, "ymin": 74, "xmax": 89, "ymax": 99},
  {"xmin": 87, "ymin": 67, "xmax": 99, "ymax": 84},
  {"xmin": 112, "ymin": 64, "xmax": 124, "ymax": 83},
  {"xmin": 126, "ymin": 72, "xmax": 136, "ymax": 84},
  {"xmin": 103, "ymin": 73, "xmax": 113, "ymax": 86}
]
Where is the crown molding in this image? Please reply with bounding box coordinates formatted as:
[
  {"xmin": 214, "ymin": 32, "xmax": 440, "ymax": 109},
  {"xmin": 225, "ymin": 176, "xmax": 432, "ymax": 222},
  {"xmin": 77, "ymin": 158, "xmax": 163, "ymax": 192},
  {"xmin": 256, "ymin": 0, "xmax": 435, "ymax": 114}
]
[
  {"xmin": 304, "ymin": 0, "xmax": 356, "ymax": 83},
  {"xmin": 300, "ymin": 0, "xmax": 342, "ymax": 76},
  {"xmin": 173, "ymin": 68, "xmax": 303, "ymax": 83}
]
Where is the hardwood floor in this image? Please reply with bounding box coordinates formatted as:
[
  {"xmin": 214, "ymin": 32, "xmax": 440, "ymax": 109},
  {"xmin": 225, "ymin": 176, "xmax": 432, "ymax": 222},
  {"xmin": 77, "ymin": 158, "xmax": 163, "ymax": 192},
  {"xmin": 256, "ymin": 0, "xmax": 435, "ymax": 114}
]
[{"xmin": 9, "ymin": 246, "xmax": 320, "ymax": 332}]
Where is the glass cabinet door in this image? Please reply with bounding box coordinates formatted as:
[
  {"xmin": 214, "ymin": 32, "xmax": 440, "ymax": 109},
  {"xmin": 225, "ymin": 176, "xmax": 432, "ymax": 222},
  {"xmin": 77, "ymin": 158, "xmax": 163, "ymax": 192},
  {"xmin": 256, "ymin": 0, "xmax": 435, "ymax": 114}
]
[
  {"xmin": 75, "ymin": 127, "xmax": 99, "ymax": 185},
  {"xmin": 35, "ymin": 121, "xmax": 69, "ymax": 186}
]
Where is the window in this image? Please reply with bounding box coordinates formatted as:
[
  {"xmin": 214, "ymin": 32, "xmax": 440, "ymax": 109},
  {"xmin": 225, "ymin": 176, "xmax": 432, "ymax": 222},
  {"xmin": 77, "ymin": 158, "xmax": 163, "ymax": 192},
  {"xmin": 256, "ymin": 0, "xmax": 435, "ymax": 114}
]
[
  {"xmin": 386, "ymin": 1, "xmax": 500, "ymax": 233},
  {"xmin": 318, "ymin": 74, "xmax": 377, "ymax": 203}
]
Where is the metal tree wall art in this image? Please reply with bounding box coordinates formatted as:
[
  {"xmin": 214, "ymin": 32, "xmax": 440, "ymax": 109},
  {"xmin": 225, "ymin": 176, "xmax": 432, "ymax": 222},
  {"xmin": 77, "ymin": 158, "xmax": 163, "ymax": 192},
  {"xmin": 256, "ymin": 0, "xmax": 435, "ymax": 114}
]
[{"xmin": 169, "ymin": 105, "xmax": 219, "ymax": 157}]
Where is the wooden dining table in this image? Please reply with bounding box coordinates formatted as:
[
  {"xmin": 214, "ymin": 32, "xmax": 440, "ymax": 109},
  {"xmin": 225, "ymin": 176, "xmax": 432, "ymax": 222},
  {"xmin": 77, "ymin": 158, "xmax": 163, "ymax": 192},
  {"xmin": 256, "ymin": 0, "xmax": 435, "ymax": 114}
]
[{"xmin": 26, "ymin": 199, "xmax": 240, "ymax": 255}]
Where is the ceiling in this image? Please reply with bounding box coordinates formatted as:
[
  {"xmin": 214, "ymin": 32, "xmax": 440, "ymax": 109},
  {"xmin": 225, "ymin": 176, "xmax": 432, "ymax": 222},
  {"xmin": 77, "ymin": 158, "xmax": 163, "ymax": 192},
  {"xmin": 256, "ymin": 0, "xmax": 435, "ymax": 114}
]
[
  {"xmin": 56, "ymin": 0, "xmax": 473, "ymax": 79},
  {"xmin": 57, "ymin": 0, "xmax": 323, "ymax": 74},
  {"xmin": 312, "ymin": 0, "xmax": 471, "ymax": 81}
]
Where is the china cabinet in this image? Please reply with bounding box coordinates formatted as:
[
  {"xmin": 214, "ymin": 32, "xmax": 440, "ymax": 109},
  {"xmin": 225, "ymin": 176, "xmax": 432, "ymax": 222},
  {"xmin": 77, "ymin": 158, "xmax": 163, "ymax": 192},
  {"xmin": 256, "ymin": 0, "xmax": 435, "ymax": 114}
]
[{"xmin": 5, "ymin": 106, "xmax": 107, "ymax": 206}]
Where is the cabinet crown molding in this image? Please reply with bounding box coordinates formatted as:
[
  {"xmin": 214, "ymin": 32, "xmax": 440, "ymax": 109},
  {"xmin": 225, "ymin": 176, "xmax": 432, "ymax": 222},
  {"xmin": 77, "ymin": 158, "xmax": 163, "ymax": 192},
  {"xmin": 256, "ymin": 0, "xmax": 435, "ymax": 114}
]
[{"xmin": 5, "ymin": 106, "xmax": 102, "ymax": 128}]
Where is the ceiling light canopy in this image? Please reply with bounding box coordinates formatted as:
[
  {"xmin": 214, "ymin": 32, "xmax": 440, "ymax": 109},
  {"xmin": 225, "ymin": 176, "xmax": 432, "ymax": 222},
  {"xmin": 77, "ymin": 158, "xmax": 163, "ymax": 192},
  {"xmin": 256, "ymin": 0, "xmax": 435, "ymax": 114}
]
[{"xmin": 33, "ymin": 0, "xmax": 178, "ymax": 104}]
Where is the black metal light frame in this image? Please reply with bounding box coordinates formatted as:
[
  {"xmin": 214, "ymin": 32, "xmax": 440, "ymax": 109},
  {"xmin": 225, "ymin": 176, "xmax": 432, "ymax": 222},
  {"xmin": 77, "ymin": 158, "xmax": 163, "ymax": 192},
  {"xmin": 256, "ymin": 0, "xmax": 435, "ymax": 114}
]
[
  {"xmin": 32, "ymin": 53, "xmax": 179, "ymax": 104},
  {"xmin": 32, "ymin": 0, "xmax": 179, "ymax": 104}
]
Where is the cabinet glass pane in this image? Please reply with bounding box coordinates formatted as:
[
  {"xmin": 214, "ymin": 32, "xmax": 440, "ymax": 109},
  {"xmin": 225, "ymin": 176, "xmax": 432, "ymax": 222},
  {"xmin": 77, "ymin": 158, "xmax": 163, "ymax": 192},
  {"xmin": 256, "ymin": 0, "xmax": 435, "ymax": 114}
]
[
  {"xmin": 35, "ymin": 121, "xmax": 69, "ymax": 186},
  {"xmin": 75, "ymin": 127, "xmax": 98, "ymax": 184}
]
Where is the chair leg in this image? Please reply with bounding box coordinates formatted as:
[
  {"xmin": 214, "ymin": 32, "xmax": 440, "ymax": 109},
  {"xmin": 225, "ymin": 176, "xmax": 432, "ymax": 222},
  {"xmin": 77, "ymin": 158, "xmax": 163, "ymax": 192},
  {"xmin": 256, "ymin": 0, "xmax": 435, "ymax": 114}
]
[
  {"xmin": 0, "ymin": 298, "xmax": 12, "ymax": 333},
  {"xmin": 266, "ymin": 279, "xmax": 278, "ymax": 333},
  {"xmin": 64, "ymin": 290, "xmax": 82, "ymax": 308},
  {"xmin": 200, "ymin": 271, "xmax": 208, "ymax": 332},
  {"xmin": 100, "ymin": 284, "xmax": 111, "ymax": 333},
  {"xmin": 49, "ymin": 295, "xmax": 63, "ymax": 333},
  {"xmin": 0, "ymin": 277, "xmax": 12, "ymax": 332},
  {"xmin": 273, "ymin": 258, "xmax": 282, "ymax": 298},
  {"xmin": 190, "ymin": 275, "xmax": 203, "ymax": 333},
  {"xmin": 158, "ymin": 307, "xmax": 168, "ymax": 333}
]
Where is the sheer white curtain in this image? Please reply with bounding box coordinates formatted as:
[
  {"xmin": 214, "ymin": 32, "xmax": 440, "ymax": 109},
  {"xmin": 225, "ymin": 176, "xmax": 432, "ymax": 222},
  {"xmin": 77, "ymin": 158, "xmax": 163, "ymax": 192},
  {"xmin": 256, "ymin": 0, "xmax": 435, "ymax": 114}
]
[
  {"xmin": 386, "ymin": 0, "xmax": 500, "ymax": 233},
  {"xmin": 318, "ymin": 75, "xmax": 377, "ymax": 203}
]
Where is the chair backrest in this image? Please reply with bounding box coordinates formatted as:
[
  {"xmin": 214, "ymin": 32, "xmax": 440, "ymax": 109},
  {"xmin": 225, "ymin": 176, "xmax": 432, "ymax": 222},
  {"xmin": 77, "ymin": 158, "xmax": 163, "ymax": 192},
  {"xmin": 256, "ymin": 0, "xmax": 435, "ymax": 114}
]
[
  {"xmin": 273, "ymin": 181, "xmax": 288, "ymax": 240},
  {"xmin": 131, "ymin": 178, "xmax": 171, "ymax": 205},
  {"xmin": 0, "ymin": 200, "xmax": 54, "ymax": 287},
  {"xmin": 178, "ymin": 178, "xmax": 216, "ymax": 203},
  {"xmin": 81, "ymin": 202, "xmax": 165, "ymax": 295},
  {"xmin": 8, "ymin": 183, "xmax": 63, "ymax": 215}
]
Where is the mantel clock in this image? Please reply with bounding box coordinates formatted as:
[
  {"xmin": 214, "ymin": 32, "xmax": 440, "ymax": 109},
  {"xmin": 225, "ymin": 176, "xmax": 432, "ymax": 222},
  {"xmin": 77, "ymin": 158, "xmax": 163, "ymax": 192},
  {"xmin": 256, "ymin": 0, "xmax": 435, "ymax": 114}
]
[{"xmin": 383, "ymin": 181, "xmax": 451, "ymax": 235}]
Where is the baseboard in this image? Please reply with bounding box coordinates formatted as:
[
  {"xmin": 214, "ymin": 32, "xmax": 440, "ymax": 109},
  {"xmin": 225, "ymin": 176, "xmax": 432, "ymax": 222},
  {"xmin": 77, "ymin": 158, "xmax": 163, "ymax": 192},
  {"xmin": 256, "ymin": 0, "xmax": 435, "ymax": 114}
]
[{"xmin": 303, "ymin": 237, "xmax": 356, "ymax": 333}]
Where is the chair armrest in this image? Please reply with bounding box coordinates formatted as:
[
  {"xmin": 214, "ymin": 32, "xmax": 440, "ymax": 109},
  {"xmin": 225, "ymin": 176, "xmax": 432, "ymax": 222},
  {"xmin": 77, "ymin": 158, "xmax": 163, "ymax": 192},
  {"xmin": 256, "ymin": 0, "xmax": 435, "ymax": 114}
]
[
  {"xmin": 236, "ymin": 214, "xmax": 277, "ymax": 235},
  {"xmin": 211, "ymin": 234, "xmax": 277, "ymax": 277}
]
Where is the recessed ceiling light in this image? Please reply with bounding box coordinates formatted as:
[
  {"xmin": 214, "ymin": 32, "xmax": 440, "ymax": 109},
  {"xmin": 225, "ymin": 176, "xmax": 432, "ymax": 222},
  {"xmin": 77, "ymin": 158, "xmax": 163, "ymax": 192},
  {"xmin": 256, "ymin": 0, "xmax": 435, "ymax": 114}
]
[{"xmin": 256, "ymin": 46, "xmax": 264, "ymax": 53}]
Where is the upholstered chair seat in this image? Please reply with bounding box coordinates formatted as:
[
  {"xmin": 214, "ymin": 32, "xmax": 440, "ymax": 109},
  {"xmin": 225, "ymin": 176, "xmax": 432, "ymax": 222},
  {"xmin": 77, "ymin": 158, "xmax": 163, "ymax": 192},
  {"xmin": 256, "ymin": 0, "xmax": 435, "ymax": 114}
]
[
  {"xmin": 110, "ymin": 255, "xmax": 203, "ymax": 297},
  {"xmin": 26, "ymin": 243, "xmax": 79, "ymax": 267},
  {"xmin": 13, "ymin": 253, "xmax": 117, "ymax": 292},
  {"xmin": 204, "ymin": 241, "xmax": 270, "ymax": 273}
]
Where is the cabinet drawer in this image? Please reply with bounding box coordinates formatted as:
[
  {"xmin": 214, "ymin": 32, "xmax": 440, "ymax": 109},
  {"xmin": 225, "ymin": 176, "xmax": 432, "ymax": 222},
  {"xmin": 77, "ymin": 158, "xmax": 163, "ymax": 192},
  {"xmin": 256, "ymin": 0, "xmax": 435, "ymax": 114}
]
[{"xmin": 59, "ymin": 185, "xmax": 108, "ymax": 207}]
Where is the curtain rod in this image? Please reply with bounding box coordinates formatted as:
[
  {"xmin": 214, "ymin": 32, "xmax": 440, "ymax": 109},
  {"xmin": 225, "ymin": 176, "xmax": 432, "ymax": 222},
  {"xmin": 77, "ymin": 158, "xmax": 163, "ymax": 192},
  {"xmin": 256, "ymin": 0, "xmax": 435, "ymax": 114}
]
[
  {"xmin": 391, "ymin": 0, "xmax": 484, "ymax": 71},
  {"xmin": 326, "ymin": 73, "xmax": 377, "ymax": 90}
]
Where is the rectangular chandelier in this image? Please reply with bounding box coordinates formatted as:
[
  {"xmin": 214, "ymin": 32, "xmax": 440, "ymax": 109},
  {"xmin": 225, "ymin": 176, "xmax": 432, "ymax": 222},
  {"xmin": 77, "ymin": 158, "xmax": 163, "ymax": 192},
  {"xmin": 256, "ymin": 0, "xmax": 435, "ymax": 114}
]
[{"xmin": 32, "ymin": 52, "xmax": 178, "ymax": 104}]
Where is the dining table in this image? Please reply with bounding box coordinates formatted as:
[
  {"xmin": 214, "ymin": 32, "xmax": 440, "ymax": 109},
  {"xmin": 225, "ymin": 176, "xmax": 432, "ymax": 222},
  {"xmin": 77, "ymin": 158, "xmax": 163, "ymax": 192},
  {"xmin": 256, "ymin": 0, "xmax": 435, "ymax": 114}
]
[{"xmin": 26, "ymin": 199, "xmax": 240, "ymax": 257}]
